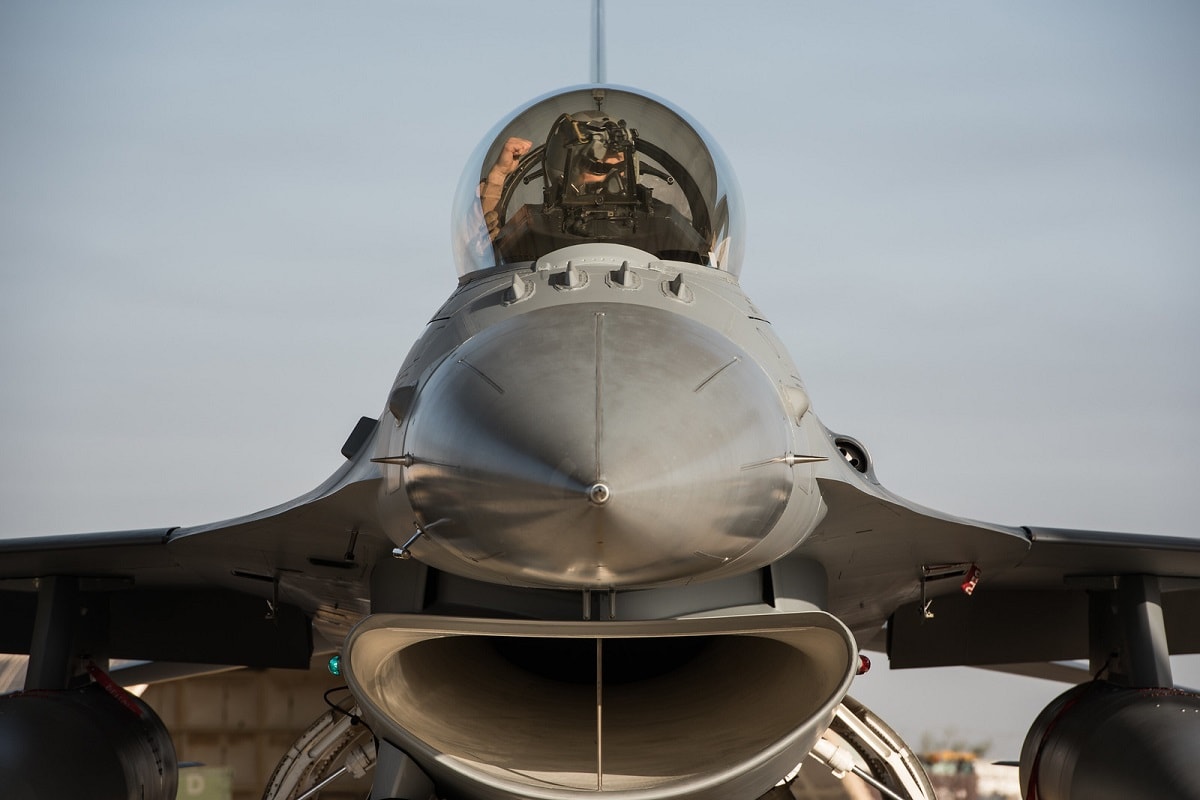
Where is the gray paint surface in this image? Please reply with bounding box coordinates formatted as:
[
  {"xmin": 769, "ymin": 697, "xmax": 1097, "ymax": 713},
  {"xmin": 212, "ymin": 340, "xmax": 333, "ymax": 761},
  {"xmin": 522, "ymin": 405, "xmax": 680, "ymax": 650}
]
[{"xmin": 1, "ymin": 0, "xmax": 1197, "ymax": 760}]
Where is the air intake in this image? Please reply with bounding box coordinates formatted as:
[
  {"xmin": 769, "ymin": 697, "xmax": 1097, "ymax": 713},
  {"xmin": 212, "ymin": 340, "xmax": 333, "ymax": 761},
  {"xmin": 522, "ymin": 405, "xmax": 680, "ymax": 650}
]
[{"xmin": 344, "ymin": 612, "xmax": 857, "ymax": 800}]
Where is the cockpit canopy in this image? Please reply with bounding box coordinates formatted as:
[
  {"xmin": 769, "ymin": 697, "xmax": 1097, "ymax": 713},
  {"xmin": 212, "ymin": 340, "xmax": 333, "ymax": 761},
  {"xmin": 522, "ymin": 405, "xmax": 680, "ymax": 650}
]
[{"xmin": 452, "ymin": 85, "xmax": 744, "ymax": 276}]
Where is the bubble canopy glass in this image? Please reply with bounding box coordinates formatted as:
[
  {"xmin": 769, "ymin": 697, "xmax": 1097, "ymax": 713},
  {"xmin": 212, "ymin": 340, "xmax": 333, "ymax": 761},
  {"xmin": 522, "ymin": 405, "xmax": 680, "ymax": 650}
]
[{"xmin": 452, "ymin": 85, "xmax": 744, "ymax": 277}]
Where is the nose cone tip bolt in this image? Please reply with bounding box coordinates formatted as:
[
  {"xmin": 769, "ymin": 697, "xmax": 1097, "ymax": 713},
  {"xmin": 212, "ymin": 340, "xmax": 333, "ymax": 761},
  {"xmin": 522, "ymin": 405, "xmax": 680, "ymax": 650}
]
[{"xmin": 587, "ymin": 483, "xmax": 612, "ymax": 506}]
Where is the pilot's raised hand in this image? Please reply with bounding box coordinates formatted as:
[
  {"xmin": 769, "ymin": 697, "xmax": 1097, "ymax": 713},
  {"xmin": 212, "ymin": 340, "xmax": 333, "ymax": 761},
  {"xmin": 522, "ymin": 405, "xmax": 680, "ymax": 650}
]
[
  {"xmin": 481, "ymin": 137, "xmax": 533, "ymax": 235},
  {"xmin": 491, "ymin": 137, "xmax": 533, "ymax": 179}
]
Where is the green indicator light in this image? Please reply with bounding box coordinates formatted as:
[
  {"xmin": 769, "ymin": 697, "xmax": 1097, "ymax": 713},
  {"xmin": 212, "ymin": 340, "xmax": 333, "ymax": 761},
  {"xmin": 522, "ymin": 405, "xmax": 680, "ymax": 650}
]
[{"xmin": 327, "ymin": 654, "xmax": 341, "ymax": 677}]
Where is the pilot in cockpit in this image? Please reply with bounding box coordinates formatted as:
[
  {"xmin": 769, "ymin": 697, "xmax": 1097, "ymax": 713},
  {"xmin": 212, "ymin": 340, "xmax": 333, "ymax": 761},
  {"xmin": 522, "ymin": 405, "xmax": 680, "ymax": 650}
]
[
  {"xmin": 477, "ymin": 108, "xmax": 705, "ymax": 265},
  {"xmin": 481, "ymin": 112, "xmax": 641, "ymax": 234},
  {"xmin": 452, "ymin": 84, "xmax": 746, "ymax": 277}
]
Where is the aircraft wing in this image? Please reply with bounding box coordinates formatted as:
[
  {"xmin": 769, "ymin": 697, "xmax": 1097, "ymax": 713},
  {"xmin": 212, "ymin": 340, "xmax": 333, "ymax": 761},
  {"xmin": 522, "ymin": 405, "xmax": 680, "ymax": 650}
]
[
  {"xmin": 0, "ymin": 422, "xmax": 390, "ymax": 672},
  {"xmin": 801, "ymin": 471, "xmax": 1200, "ymax": 675}
]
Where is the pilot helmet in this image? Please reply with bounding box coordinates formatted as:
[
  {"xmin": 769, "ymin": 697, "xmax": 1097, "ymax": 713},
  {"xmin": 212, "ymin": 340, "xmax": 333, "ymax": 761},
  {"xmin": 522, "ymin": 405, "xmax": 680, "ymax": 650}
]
[{"xmin": 543, "ymin": 111, "xmax": 640, "ymax": 206}]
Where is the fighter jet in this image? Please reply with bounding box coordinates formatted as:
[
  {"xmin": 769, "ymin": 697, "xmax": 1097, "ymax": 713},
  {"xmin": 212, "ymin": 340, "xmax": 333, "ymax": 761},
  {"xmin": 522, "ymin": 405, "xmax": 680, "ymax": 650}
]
[{"xmin": 2, "ymin": 80, "xmax": 1198, "ymax": 800}]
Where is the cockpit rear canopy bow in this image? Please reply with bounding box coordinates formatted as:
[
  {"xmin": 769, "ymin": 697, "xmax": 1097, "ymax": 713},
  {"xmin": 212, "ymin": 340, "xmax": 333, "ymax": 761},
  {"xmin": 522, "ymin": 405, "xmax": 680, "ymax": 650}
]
[{"xmin": 452, "ymin": 85, "xmax": 745, "ymax": 276}]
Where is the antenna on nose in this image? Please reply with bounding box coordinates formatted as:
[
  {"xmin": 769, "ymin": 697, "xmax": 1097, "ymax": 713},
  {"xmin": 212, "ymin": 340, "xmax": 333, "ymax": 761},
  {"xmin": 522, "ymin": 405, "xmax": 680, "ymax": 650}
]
[{"xmin": 590, "ymin": 0, "xmax": 607, "ymax": 84}]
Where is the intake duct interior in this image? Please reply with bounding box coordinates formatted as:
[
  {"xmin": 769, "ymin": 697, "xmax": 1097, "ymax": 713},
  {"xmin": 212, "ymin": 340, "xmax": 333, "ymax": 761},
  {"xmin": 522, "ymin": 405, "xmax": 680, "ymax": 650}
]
[{"xmin": 344, "ymin": 613, "xmax": 857, "ymax": 799}]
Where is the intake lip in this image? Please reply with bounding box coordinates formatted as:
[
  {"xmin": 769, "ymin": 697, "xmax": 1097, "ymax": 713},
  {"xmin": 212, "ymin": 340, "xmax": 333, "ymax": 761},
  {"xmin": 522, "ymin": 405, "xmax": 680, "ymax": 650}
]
[{"xmin": 344, "ymin": 611, "xmax": 858, "ymax": 800}]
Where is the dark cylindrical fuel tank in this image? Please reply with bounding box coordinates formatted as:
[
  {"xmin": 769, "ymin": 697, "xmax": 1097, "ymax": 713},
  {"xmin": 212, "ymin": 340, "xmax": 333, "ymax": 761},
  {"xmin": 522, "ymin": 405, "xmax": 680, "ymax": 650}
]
[
  {"xmin": 0, "ymin": 682, "xmax": 177, "ymax": 800},
  {"xmin": 1020, "ymin": 680, "xmax": 1200, "ymax": 800}
]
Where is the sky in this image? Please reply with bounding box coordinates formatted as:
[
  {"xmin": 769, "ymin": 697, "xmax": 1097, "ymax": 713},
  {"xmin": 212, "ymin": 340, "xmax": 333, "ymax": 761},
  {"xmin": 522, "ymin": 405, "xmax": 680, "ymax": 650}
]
[{"xmin": 2, "ymin": 0, "xmax": 1198, "ymax": 761}]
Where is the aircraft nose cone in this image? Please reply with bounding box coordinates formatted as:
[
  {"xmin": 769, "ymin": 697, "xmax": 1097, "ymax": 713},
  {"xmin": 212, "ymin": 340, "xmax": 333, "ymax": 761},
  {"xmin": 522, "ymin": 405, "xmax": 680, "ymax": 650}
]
[{"xmin": 401, "ymin": 303, "xmax": 794, "ymax": 588}]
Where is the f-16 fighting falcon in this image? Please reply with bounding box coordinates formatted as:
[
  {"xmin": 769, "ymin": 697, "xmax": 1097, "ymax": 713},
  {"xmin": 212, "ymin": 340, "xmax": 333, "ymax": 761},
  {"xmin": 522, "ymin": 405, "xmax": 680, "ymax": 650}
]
[{"xmin": 2, "ymin": 6, "xmax": 1198, "ymax": 800}]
